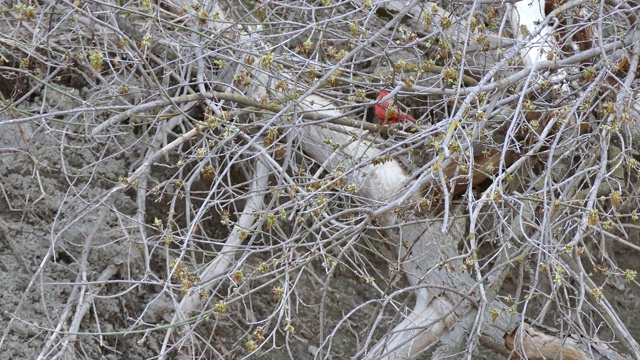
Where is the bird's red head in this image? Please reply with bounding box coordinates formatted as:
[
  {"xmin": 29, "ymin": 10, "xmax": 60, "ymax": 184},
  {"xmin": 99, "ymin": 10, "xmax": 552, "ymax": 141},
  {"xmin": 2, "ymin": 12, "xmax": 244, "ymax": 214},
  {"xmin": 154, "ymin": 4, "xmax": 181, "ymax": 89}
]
[{"xmin": 377, "ymin": 89, "xmax": 390, "ymax": 101}]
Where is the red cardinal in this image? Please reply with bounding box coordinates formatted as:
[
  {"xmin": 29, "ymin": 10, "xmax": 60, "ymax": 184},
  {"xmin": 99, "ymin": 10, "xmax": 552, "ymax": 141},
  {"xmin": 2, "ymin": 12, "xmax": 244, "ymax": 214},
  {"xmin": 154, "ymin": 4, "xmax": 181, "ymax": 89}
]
[{"xmin": 374, "ymin": 90, "xmax": 416, "ymax": 125}]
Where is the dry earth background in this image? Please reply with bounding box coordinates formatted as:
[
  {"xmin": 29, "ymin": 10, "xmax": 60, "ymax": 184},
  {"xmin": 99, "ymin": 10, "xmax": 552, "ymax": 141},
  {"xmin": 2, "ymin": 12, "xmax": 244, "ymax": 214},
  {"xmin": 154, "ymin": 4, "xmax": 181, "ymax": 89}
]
[{"xmin": 1, "ymin": 0, "xmax": 640, "ymax": 359}]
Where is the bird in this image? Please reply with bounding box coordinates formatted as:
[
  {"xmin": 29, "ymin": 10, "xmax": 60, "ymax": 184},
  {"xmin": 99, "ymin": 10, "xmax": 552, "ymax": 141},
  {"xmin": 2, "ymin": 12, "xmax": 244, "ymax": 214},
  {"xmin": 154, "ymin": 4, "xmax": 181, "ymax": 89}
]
[{"xmin": 374, "ymin": 90, "xmax": 416, "ymax": 125}]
